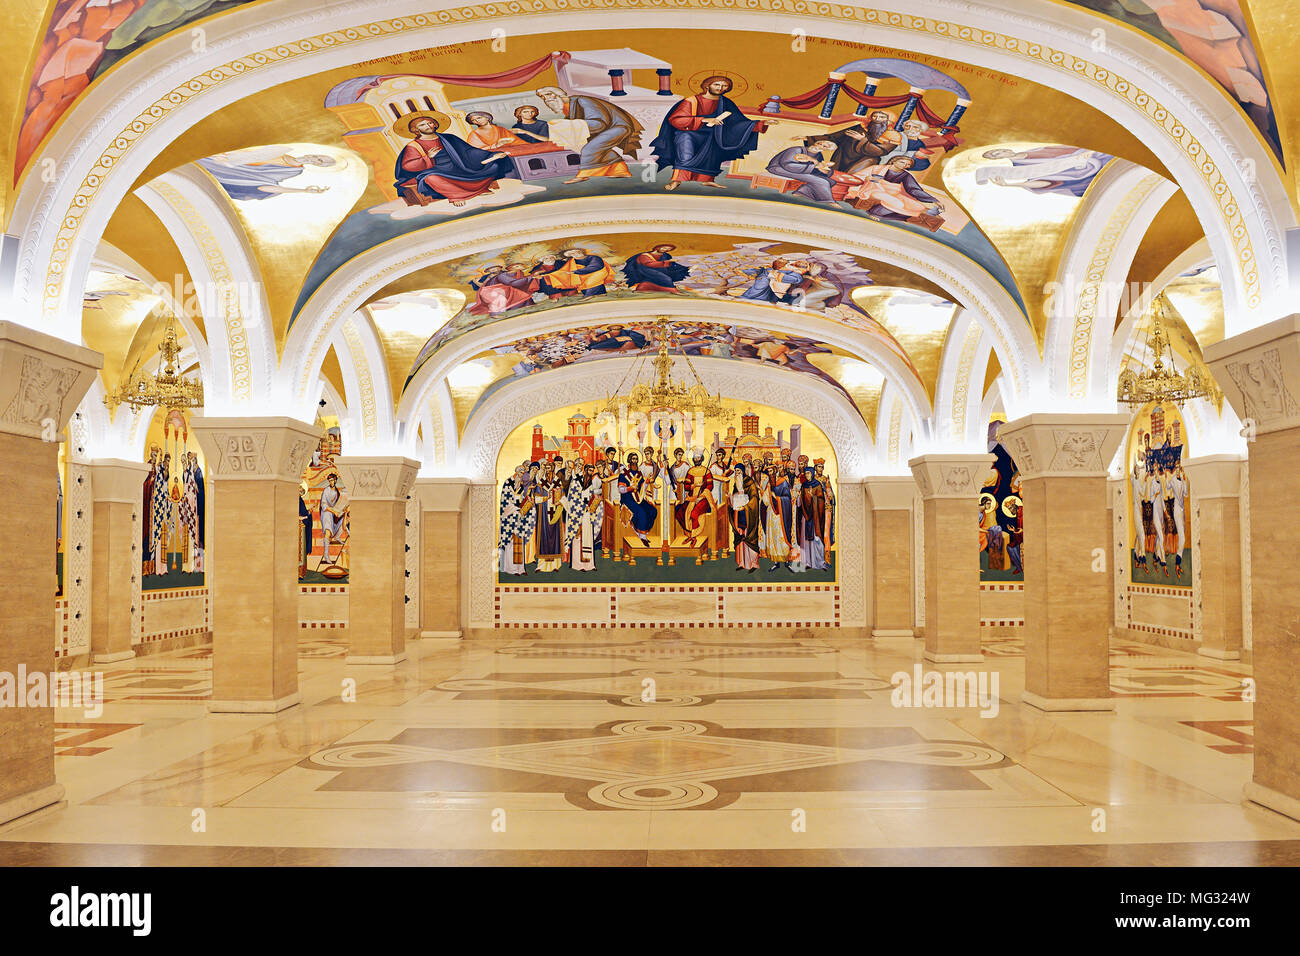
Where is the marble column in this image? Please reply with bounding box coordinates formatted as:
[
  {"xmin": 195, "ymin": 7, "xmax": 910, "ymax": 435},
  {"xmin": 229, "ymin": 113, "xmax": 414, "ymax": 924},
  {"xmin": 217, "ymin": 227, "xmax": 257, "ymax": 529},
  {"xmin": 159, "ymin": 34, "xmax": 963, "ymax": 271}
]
[
  {"xmin": 412, "ymin": 478, "xmax": 469, "ymax": 640},
  {"xmin": 334, "ymin": 456, "xmax": 419, "ymax": 663},
  {"xmin": 89, "ymin": 459, "xmax": 148, "ymax": 663},
  {"xmin": 909, "ymin": 454, "xmax": 992, "ymax": 662},
  {"xmin": 998, "ymin": 413, "xmax": 1127, "ymax": 712},
  {"xmin": 192, "ymin": 416, "xmax": 317, "ymax": 713},
  {"xmin": 0, "ymin": 323, "xmax": 101, "ymax": 827},
  {"xmin": 1183, "ymin": 454, "xmax": 1244, "ymax": 661},
  {"xmin": 1206, "ymin": 316, "xmax": 1300, "ymax": 820},
  {"xmin": 864, "ymin": 476, "xmax": 917, "ymax": 638}
]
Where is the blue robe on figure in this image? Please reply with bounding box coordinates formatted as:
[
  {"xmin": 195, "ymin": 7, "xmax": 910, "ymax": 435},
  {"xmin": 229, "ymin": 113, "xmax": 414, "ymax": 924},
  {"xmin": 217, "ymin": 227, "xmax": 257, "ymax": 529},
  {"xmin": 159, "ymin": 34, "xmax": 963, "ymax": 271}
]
[
  {"xmin": 393, "ymin": 132, "xmax": 516, "ymax": 201},
  {"xmin": 650, "ymin": 94, "xmax": 764, "ymax": 180}
]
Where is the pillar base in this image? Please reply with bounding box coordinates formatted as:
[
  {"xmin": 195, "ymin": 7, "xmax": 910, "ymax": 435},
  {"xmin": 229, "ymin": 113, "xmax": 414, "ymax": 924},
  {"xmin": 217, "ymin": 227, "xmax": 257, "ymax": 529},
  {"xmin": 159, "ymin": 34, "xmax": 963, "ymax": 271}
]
[
  {"xmin": 209, "ymin": 692, "xmax": 301, "ymax": 714},
  {"xmin": 346, "ymin": 653, "xmax": 407, "ymax": 665},
  {"xmin": 872, "ymin": 628, "xmax": 915, "ymax": 639},
  {"xmin": 93, "ymin": 650, "xmax": 136, "ymax": 664},
  {"xmin": 1243, "ymin": 781, "xmax": 1300, "ymax": 823},
  {"xmin": 418, "ymin": 630, "xmax": 462, "ymax": 640},
  {"xmin": 923, "ymin": 651, "xmax": 983, "ymax": 663},
  {"xmin": 1196, "ymin": 646, "xmax": 1241, "ymax": 661},
  {"xmin": 0, "ymin": 783, "xmax": 65, "ymax": 829},
  {"xmin": 1021, "ymin": 690, "xmax": 1114, "ymax": 713}
]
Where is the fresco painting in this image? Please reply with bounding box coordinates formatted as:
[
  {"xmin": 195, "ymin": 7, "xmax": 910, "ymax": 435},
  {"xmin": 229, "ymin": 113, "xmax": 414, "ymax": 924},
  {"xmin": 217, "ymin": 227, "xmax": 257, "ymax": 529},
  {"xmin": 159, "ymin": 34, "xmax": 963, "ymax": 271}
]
[
  {"xmin": 298, "ymin": 417, "xmax": 350, "ymax": 584},
  {"xmin": 979, "ymin": 417, "xmax": 1024, "ymax": 582},
  {"xmin": 466, "ymin": 320, "xmax": 870, "ymax": 420},
  {"xmin": 496, "ymin": 400, "xmax": 837, "ymax": 585},
  {"xmin": 1126, "ymin": 401, "xmax": 1193, "ymax": 586},
  {"xmin": 141, "ymin": 408, "xmax": 206, "ymax": 592},
  {"xmin": 291, "ymin": 47, "xmax": 1026, "ymax": 321},
  {"xmin": 406, "ymin": 237, "xmax": 927, "ymax": 382},
  {"xmin": 1064, "ymin": 0, "xmax": 1280, "ymax": 158}
]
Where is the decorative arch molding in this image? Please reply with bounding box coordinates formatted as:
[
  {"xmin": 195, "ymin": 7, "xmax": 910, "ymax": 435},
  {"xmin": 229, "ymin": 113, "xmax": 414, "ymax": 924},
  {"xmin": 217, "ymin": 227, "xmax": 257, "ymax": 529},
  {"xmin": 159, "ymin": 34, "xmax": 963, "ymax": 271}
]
[
  {"xmin": 874, "ymin": 380, "xmax": 916, "ymax": 474},
  {"xmin": 932, "ymin": 308, "xmax": 993, "ymax": 452},
  {"xmin": 395, "ymin": 293, "xmax": 935, "ymax": 446},
  {"xmin": 291, "ymin": 196, "xmax": 1036, "ymax": 417},
  {"xmin": 458, "ymin": 356, "xmax": 875, "ymax": 483},
  {"xmin": 1044, "ymin": 160, "xmax": 1178, "ymax": 408},
  {"xmin": 413, "ymin": 377, "xmax": 456, "ymax": 475},
  {"xmin": 330, "ymin": 309, "xmax": 396, "ymax": 452},
  {"xmin": 135, "ymin": 167, "xmax": 277, "ymax": 412},
  {"xmin": 8, "ymin": 0, "xmax": 1289, "ymax": 353}
]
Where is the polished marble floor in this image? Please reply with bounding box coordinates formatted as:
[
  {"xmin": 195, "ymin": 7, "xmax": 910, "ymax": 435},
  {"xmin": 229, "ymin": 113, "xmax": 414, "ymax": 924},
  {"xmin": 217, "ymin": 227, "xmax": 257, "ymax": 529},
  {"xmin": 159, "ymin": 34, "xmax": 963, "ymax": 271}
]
[{"xmin": 4, "ymin": 632, "xmax": 1299, "ymax": 865}]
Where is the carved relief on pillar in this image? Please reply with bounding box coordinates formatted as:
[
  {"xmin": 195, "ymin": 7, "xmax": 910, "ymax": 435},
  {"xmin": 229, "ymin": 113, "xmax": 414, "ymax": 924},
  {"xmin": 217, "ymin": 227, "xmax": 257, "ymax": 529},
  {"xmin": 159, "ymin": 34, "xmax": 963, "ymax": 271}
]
[
  {"xmin": 192, "ymin": 416, "xmax": 318, "ymax": 482},
  {"xmin": 334, "ymin": 456, "xmax": 419, "ymax": 501},
  {"xmin": 0, "ymin": 322, "xmax": 101, "ymax": 440},
  {"xmin": 1205, "ymin": 315, "xmax": 1300, "ymax": 437},
  {"xmin": 997, "ymin": 414, "xmax": 1128, "ymax": 479},
  {"xmin": 909, "ymin": 454, "xmax": 993, "ymax": 499}
]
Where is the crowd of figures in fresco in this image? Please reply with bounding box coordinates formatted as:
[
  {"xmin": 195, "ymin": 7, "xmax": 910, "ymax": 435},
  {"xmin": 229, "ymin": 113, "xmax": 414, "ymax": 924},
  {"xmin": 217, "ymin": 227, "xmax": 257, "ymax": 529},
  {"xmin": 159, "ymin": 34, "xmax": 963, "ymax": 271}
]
[
  {"xmin": 408, "ymin": 238, "xmax": 907, "ymax": 380},
  {"xmin": 498, "ymin": 440, "xmax": 836, "ymax": 580},
  {"xmin": 1128, "ymin": 403, "xmax": 1192, "ymax": 584},
  {"xmin": 140, "ymin": 410, "xmax": 205, "ymax": 589}
]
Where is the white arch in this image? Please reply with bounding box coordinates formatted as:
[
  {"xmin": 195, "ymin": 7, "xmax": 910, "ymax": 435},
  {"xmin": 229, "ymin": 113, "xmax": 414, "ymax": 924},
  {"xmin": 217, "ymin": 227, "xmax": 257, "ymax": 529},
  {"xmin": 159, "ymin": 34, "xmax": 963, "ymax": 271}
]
[
  {"xmin": 1111, "ymin": 240, "xmax": 1216, "ymax": 379},
  {"xmin": 395, "ymin": 294, "xmax": 935, "ymax": 451},
  {"xmin": 290, "ymin": 196, "xmax": 1033, "ymax": 418},
  {"xmin": 330, "ymin": 309, "xmax": 397, "ymax": 452},
  {"xmin": 931, "ymin": 308, "xmax": 994, "ymax": 452},
  {"xmin": 8, "ymin": 0, "xmax": 1287, "ymax": 352},
  {"xmin": 874, "ymin": 380, "xmax": 918, "ymax": 475},
  {"xmin": 135, "ymin": 167, "xmax": 277, "ymax": 411},
  {"xmin": 89, "ymin": 241, "xmax": 215, "ymax": 400},
  {"xmin": 1044, "ymin": 160, "xmax": 1178, "ymax": 408},
  {"xmin": 458, "ymin": 356, "xmax": 875, "ymax": 482}
]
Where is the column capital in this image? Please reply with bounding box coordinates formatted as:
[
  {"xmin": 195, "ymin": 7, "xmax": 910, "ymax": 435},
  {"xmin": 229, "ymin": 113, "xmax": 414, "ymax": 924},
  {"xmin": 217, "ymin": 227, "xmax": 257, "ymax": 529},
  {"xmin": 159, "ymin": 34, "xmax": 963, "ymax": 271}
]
[
  {"xmin": 413, "ymin": 476, "xmax": 470, "ymax": 511},
  {"xmin": 1204, "ymin": 314, "xmax": 1300, "ymax": 437},
  {"xmin": 191, "ymin": 415, "xmax": 317, "ymax": 482},
  {"xmin": 0, "ymin": 321, "xmax": 101, "ymax": 440},
  {"xmin": 334, "ymin": 455, "xmax": 419, "ymax": 501},
  {"xmin": 1182, "ymin": 453, "xmax": 1244, "ymax": 499},
  {"xmin": 89, "ymin": 458, "xmax": 149, "ymax": 503},
  {"xmin": 908, "ymin": 453, "xmax": 993, "ymax": 499},
  {"xmin": 863, "ymin": 475, "xmax": 918, "ymax": 510},
  {"xmin": 997, "ymin": 412, "xmax": 1128, "ymax": 479}
]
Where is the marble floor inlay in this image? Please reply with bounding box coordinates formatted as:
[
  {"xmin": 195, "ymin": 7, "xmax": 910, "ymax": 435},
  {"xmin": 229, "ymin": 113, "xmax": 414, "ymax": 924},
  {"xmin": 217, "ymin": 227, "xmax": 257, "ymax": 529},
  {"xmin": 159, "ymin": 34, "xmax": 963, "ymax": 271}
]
[{"xmin": 2, "ymin": 633, "xmax": 1296, "ymax": 859}]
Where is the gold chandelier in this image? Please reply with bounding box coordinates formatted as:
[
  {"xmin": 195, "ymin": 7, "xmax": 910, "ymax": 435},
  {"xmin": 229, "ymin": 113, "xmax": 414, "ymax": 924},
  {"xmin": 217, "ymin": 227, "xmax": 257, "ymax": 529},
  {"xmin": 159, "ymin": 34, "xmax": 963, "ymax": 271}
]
[
  {"xmin": 104, "ymin": 313, "xmax": 204, "ymax": 414},
  {"xmin": 599, "ymin": 316, "xmax": 730, "ymax": 423},
  {"xmin": 1117, "ymin": 294, "xmax": 1219, "ymax": 408}
]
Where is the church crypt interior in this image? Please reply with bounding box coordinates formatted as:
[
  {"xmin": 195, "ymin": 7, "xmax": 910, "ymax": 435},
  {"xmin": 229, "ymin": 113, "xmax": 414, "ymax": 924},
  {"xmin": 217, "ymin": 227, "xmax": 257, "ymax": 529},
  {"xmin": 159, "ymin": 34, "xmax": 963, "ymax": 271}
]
[{"xmin": 0, "ymin": 0, "xmax": 1299, "ymax": 897}]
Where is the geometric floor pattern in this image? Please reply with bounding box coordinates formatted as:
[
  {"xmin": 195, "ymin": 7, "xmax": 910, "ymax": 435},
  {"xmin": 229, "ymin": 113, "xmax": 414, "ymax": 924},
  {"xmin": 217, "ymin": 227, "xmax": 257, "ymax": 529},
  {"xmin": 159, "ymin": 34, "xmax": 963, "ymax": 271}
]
[{"xmin": 3, "ymin": 631, "xmax": 1296, "ymax": 862}]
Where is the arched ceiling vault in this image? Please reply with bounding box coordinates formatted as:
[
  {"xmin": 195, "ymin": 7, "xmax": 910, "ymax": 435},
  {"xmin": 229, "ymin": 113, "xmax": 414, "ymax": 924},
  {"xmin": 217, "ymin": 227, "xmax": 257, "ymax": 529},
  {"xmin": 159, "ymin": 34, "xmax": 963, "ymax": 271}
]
[{"xmin": 4, "ymin": 0, "xmax": 1294, "ymax": 466}]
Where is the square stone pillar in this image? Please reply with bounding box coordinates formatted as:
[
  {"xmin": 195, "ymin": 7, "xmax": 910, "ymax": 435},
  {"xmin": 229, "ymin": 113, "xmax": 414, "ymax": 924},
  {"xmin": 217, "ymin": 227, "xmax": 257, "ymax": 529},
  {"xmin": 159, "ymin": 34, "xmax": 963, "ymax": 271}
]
[
  {"xmin": 1182, "ymin": 455, "xmax": 1244, "ymax": 661},
  {"xmin": 0, "ymin": 322, "xmax": 101, "ymax": 826},
  {"xmin": 192, "ymin": 416, "xmax": 317, "ymax": 713},
  {"xmin": 998, "ymin": 413, "xmax": 1127, "ymax": 712},
  {"xmin": 909, "ymin": 454, "xmax": 993, "ymax": 662},
  {"xmin": 412, "ymin": 478, "xmax": 469, "ymax": 640},
  {"xmin": 335, "ymin": 456, "xmax": 419, "ymax": 663},
  {"xmin": 864, "ymin": 476, "xmax": 917, "ymax": 638},
  {"xmin": 89, "ymin": 459, "xmax": 149, "ymax": 663},
  {"xmin": 1206, "ymin": 315, "xmax": 1300, "ymax": 820}
]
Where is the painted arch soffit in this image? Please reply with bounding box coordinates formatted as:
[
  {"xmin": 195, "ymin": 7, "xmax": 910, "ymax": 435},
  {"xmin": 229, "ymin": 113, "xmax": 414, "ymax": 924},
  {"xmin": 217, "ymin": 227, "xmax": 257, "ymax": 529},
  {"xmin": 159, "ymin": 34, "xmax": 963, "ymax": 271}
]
[
  {"xmin": 10, "ymin": 2, "xmax": 1292, "ymax": 352},
  {"xmin": 286, "ymin": 196, "xmax": 1040, "ymax": 417},
  {"xmin": 458, "ymin": 355, "xmax": 876, "ymax": 482},
  {"xmin": 393, "ymin": 294, "xmax": 936, "ymax": 436}
]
